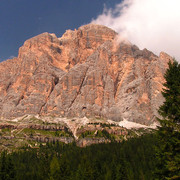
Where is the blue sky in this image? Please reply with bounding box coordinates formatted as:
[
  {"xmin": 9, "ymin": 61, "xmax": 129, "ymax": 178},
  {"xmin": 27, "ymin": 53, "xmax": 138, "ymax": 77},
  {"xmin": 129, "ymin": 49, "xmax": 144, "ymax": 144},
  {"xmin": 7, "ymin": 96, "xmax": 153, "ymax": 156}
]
[{"xmin": 0, "ymin": 0, "xmax": 121, "ymax": 61}]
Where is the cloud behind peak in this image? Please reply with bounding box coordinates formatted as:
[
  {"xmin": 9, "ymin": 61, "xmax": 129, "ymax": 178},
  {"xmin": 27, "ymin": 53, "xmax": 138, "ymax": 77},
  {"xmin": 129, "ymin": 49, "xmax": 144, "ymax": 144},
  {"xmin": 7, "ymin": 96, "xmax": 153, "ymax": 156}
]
[{"xmin": 91, "ymin": 0, "xmax": 180, "ymax": 61}]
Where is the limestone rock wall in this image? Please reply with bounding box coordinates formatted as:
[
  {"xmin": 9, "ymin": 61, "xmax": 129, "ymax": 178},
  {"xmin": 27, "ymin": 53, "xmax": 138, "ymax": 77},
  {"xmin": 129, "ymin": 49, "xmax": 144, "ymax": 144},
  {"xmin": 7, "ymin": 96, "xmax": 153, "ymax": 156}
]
[{"xmin": 0, "ymin": 24, "xmax": 172, "ymax": 125}]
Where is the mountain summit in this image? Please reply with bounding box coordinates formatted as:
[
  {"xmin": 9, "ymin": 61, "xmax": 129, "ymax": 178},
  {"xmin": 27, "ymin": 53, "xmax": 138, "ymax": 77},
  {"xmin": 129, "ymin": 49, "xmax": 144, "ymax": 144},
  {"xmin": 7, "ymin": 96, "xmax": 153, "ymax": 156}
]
[{"xmin": 0, "ymin": 24, "xmax": 172, "ymax": 125}]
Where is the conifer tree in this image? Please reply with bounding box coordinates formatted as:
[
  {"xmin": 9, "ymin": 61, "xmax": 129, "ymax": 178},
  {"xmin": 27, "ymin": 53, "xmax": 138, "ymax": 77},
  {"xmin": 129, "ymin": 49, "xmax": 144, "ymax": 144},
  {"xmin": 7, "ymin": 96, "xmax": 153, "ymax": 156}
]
[
  {"xmin": 155, "ymin": 60, "xmax": 180, "ymax": 179},
  {"xmin": 49, "ymin": 155, "xmax": 60, "ymax": 180}
]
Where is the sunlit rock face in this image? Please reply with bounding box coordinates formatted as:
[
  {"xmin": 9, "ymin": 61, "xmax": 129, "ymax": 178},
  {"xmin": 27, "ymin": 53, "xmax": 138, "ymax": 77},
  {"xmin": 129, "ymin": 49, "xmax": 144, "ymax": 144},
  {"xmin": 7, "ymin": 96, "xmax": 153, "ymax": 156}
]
[{"xmin": 0, "ymin": 24, "xmax": 172, "ymax": 125}]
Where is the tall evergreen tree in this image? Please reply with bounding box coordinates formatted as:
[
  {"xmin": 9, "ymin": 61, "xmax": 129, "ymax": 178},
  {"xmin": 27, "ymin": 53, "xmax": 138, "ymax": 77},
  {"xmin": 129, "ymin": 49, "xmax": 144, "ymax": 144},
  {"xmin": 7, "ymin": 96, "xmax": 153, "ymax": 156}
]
[
  {"xmin": 155, "ymin": 60, "xmax": 180, "ymax": 180},
  {"xmin": 49, "ymin": 155, "xmax": 60, "ymax": 180}
]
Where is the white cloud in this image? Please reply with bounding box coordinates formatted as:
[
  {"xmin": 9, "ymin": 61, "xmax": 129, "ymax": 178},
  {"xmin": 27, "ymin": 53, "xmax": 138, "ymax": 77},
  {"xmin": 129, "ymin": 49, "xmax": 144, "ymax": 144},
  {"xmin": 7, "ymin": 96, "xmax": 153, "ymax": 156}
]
[{"xmin": 91, "ymin": 0, "xmax": 180, "ymax": 61}]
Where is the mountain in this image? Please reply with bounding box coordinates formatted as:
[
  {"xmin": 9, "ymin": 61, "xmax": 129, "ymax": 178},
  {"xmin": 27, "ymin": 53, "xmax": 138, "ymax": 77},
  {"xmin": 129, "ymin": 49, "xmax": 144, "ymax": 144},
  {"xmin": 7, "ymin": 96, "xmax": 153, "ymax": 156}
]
[{"xmin": 0, "ymin": 24, "xmax": 172, "ymax": 125}]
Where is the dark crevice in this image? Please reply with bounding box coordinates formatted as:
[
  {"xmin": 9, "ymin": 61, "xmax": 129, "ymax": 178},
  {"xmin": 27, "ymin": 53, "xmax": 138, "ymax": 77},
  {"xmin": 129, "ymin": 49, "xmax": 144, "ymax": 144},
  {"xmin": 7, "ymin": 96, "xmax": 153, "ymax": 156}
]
[
  {"xmin": 15, "ymin": 95, "xmax": 24, "ymax": 106},
  {"xmin": 82, "ymin": 106, "xmax": 87, "ymax": 110},
  {"xmin": 59, "ymin": 40, "xmax": 63, "ymax": 45},
  {"xmin": 15, "ymin": 78, "xmax": 31, "ymax": 106},
  {"xmin": 114, "ymin": 74, "xmax": 120, "ymax": 98},
  {"xmin": 101, "ymin": 74, "xmax": 107, "ymax": 107},
  {"xmin": 49, "ymin": 85, "xmax": 54, "ymax": 96},
  {"xmin": 33, "ymin": 66, "xmax": 40, "ymax": 75},
  {"xmin": 6, "ymin": 82, "xmax": 12, "ymax": 92},
  {"xmin": 54, "ymin": 76, "xmax": 59, "ymax": 85},
  {"xmin": 39, "ymin": 75, "xmax": 59, "ymax": 114},
  {"xmin": 38, "ymin": 102, "xmax": 47, "ymax": 115},
  {"xmin": 68, "ymin": 67, "xmax": 89, "ymax": 110},
  {"xmin": 50, "ymin": 45, "xmax": 62, "ymax": 54},
  {"xmin": 49, "ymin": 75, "xmax": 59, "ymax": 94}
]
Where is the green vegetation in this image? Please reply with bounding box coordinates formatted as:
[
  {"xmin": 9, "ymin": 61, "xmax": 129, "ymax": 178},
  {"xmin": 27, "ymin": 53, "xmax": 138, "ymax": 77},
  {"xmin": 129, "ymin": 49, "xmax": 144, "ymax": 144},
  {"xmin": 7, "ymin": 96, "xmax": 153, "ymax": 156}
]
[
  {"xmin": 1, "ymin": 128, "xmax": 11, "ymax": 133},
  {"xmin": 55, "ymin": 130, "xmax": 72, "ymax": 137},
  {"xmin": 99, "ymin": 123, "xmax": 117, "ymax": 128},
  {"xmin": 79, "ymin": 130, "xmax": 95, "ymax": 138},
  {"xmin": 79, "ymin": 129, "xmax": 118, "ymax": 141},
  {"xmin": 155, "ymin": 60, "xmax": 180, "ymax": 179},
  {"xmin": 95, "ymin": 130, "xmax": 116, "ymax": 141},
  {"xmin": 0, "ymin": 133, "xmax": 158, "ymax": 180},
  {"xmin": 127, "ymin": 129, "xmax": 138, "ymax": 137},
  {"xmin": 20, "ymin": 128, "xmax": 72, "ymax": 138},
  {"xmin": 88, "ymin": 122, "xmax": 118, "ymax": 128},
  {"xmin": 0, "ymin": 124, "xmax": 73, "ymax": 151}
]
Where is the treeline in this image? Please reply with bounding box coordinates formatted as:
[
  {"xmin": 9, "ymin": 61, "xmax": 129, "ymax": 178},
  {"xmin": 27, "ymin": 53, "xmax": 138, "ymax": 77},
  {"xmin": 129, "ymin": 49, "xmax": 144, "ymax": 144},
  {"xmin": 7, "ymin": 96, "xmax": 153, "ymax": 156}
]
[{"xmin": 0, "ymin": 133, "xmax": 158, "ymax": 180}]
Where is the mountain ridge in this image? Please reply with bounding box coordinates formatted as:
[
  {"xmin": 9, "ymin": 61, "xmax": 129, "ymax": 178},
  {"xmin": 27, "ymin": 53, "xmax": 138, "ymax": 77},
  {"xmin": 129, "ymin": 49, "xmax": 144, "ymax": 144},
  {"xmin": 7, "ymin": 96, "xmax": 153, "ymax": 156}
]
[{"xmin": 0, "ymin": 24, "xmax": 172, "ymax": 125}]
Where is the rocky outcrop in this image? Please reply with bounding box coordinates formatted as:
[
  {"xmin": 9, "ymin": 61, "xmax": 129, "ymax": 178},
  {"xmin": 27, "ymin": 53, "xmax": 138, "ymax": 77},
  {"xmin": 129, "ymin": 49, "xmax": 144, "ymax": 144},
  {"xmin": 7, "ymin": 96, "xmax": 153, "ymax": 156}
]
[
  {"xmin": 77, "ymin": 138, "xmax": 110, "ymax": 147},
  {"xmin": 0, "ymin": 24, "xmax": 172, "ymax": 125},
  {"xmin": 0, "ymin": 123, "xmax": 66, "ymax": 131}
]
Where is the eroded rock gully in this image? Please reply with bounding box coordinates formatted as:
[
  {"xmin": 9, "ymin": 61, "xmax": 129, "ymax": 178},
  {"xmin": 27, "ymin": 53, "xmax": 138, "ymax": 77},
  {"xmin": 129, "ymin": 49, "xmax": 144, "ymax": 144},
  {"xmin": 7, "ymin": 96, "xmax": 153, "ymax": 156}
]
[{"xmin": 0, "ymin": 24, "xmax": 172, "ymax": 125}]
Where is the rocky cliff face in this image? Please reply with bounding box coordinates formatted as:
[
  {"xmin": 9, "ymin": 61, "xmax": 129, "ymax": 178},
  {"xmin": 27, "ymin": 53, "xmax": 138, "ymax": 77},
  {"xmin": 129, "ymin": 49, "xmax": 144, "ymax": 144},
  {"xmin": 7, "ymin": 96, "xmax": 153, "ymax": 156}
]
[{"xmin": 0, "ymin": 24, "xmax": 172, "ymax": 125}]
